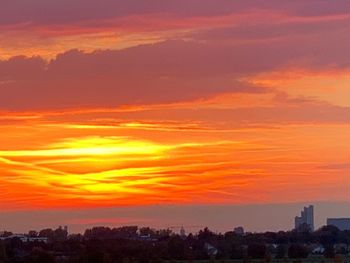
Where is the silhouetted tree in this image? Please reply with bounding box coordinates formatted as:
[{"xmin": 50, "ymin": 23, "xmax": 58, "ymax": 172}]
[
  {"xmin": 247, "ymin": 243, "xmax": 266, "ymax": 259},
  {"xmin": 198, "ymin": 228, "xmax": 214, "ymax": 243},
  {"xmin": 316, "ymin": 225, "xmax": 340, "ymax": 246},
  {"xmin": 4, "ymin": 224, "xmax": 350, "ymax": 262},
  {"xmin": 0, "ymin": 241, "xmax": 7, "ymax": 263},
  {"xmin": 54, "ymin": 227, "xmax": 68, "ymax": 242},
  {"xmin": 28, "ymin": 231, "xmax": 38, "ymax": 238},
  {"xmin": 25, "ymin": 248, "xmax": 55, "ymax": 263},
  {"xmin": 323, "ymin": 244, "xmax": 335, "ymax": 258},
  {"xmin": 39, "ymin": 229, "xmax": 55, "ymax": 240},
  {"xmin": 167, "ymin": 235, "xmax": 185, "ymax": 260},
  {"xmin": 275, "ymin": 244, "xmax": 287, "ymax": 259},
  {"xmin": 230, "ymin": 245, "xmax": 244, "ymax": 259},
  {"xmin": 0, "ymin": 232, "xmax": 12, "ymax": 238},
  {"xmin": 288, "ymin": 244, "xmax": 309, "ymax": 259}
]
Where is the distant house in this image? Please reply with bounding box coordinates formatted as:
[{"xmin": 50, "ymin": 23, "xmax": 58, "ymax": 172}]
[
  {"xmin": 0, "ymin": 234, "xmax": 48, "ymax": 243},
  {"xmin": 311, "ymin": 245, "xmax": 325, "ymax": 254},
  {"xmin": 204, "ymin": 242, "xmax": 218, "ymax": 257},
  {"xmin": 138, "ymin": 234, "xmax": 157, "ymax": 242},
  {"xmin": 334, "ymin": 243, "xmax": 349, "ymax": 254},
  {"xmin": 234, "ymin": 226, "xmax": 245, "ymax": 236}
]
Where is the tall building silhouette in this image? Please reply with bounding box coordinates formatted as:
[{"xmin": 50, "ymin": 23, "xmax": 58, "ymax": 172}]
[
  {"xmin": 327, "ymin": 218, "xmax": 350, "ymax": 230},
  {"xmin": 295, "ymin": 205, "xmax": 314, "ymax": 231}
]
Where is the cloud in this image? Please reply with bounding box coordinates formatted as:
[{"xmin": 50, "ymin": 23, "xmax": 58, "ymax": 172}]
[
  {"xmin": 2, "ymin": 0, "xmax": 350, "ymax": 220},
  {"xmin": 193, "ymin": 13, "xmax": 350, "ymax": 42},
  {"xmin": 2, "ymin": 30, "xmax": 350, "ymax": 110},
  {"xmin": 2, "ymin": 0, "xmax": 350, "ymax": 27},
  {"xmin": 0, "ymin": 40, "xmax": 269, "ymax": 110},
  {"xmin": 0, "ymin": 0, "xmax": 239, "ymax": 26},
  {"xmin": 1, "ymin": 0, "xmax": 350, "ymax": 60}
]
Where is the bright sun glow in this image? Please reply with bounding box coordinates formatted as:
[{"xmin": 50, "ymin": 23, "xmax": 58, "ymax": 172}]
[{"xmin": 0, "ymin": 136, "xmax": 169, "ymax": 157}]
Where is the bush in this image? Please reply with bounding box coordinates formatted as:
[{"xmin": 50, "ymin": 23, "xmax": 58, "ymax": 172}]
[
  {"xmin": 247, "ymin": 243, "xmax": 266, "ymax": 259},
  {"xmin": 288, "ymin": 244, "xmax": 309, "ymax": 259},
  {"xmin": 323, "ymin": 245, "xmax": 335, "ymax": 258},
  {"xmin": 275, "ymin": 244, "xmax": 287, "ymax": 259}
]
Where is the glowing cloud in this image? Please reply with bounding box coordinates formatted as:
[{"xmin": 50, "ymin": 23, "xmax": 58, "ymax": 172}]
[{"xmin": 1, "ymin": 0, "xmax": 350, "ymax": 217}]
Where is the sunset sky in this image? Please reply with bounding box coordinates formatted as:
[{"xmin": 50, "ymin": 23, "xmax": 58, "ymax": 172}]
[{"xmin": 1, "ymin": 0, "xmax": 350, "ymax": 233}]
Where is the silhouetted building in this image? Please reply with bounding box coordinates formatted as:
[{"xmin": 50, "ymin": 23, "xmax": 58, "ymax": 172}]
[
  {"xmin": 327, "ymin": 218, "xmax": 350, "ymax": 230},
  {"xmin": 204, "ymin": 243, "xmax": 218, "ymax": 257},
  {"xmin": 180, "ymin": 226, "xmax": 186, "ymax": 238},
  {"xmin": 295, "ymin": 205, "xmax": 314, "ymax": 231},
  {"xmin": 234, "ymin": 226, "xmax": 245, "ymax": 236},
  {"xmin": 0, "ymin": 235, "xmax": 48, "ymax": 243}
]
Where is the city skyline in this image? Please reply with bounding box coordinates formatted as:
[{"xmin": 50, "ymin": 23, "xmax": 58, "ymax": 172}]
[{"xmin": 2, "ymin": 202, "xmax": 350, "ymax": 234}]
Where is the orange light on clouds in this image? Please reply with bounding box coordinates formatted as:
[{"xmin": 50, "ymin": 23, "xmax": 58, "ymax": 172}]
[
  {"xmin": 1, "ymin": 104, "xmax": 350, "ymax": 211},
  {"xmin": 244, "ymin": 69, "xmax": 350, "ymax": 107},
  {"xmin": 2, "ymin": 1, "xmax": 350, "ymax": 214}
]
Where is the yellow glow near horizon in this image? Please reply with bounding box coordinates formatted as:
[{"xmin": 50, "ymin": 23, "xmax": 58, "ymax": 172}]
[
  {"xmin": 0, "ymin": 135, "xmax": 176, "ymax": 204},
  {"xmin": 1, "ymin": 107, "xmax": 350, "ymax": 210},
  {"xmin": 0, "ymin": 136, "xmax": 169, "ymax": 158}
]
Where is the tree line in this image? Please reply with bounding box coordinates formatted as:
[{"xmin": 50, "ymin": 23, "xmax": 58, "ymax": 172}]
[{"xmin": 0, "ymin": 224, "xmax": 349, "ymax": 263}]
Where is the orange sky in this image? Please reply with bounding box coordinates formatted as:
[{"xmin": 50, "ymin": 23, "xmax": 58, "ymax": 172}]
[
  {"xmin": 1, "ymin": 102, "xmax": 350, "ymax": 210},
  {"xmin": 1, "ymin": 0, "xmax": 350, "ymax": 220}
]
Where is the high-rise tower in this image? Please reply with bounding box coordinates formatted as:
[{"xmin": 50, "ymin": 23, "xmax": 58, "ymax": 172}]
[{"xmin": 295, "ymin": 205, "xmax": 314, "ymax": 231}]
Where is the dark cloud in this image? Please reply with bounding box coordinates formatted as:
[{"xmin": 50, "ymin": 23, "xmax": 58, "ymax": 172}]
[
  {"xmin": 0, "ymin": 0, "xmax": 249, "ymax": 26},
  {"xmin": 1, "ymin": 11, "xmax": 350, "ymax": 110},
  {"xmin": 2, "ymin": 0, "xmax": 350, "ymax": 27},
  {"xmin": 0, "ymin": 40, "xmax": 266, "ymax": 110}
]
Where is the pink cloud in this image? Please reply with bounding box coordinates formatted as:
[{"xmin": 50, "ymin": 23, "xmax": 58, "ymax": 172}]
[
  {"xmin": 2, "ymin": 0, "xmax": 350, "ymax": 27},
  {"xmin": 0, "ymin": 41, "xmax": 265, "ymax": 110}
]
